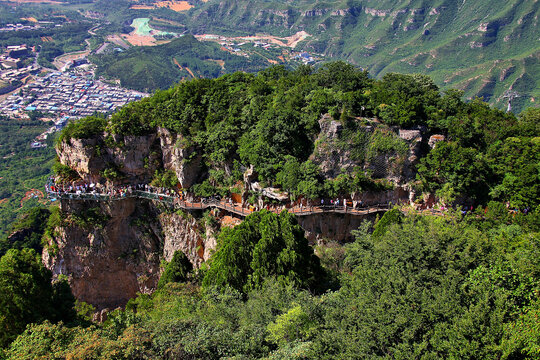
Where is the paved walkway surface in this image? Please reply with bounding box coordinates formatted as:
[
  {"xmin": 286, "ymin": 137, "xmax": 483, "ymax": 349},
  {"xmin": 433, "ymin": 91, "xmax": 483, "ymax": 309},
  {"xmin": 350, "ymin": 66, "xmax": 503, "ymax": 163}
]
[{"xmin": 47, "ymin": 189, "xmax": 391, "ymax": 217}]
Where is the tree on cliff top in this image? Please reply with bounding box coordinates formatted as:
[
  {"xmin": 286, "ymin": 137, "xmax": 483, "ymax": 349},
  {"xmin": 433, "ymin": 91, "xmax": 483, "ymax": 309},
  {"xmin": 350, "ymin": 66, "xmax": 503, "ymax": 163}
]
[{"xmin": 202, "ymin": 210, "xmax": 325, "ymax": 294}]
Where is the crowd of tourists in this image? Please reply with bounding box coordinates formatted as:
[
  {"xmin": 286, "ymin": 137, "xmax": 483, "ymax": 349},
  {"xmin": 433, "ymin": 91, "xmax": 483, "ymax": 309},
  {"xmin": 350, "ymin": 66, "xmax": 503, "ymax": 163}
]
[
  {"xmin": 44, "ymin": 177, "xmax": 387, "ymax": 214},
  {"xmin": 46, "ymin": 178, "xmax": 185, "ymax": 199}
]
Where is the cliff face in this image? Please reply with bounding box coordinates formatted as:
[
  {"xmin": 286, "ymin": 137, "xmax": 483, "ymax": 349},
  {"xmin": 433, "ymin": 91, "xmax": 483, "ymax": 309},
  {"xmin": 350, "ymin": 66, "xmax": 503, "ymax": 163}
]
[
  {"xmin": 157, "ymin": 127, "xmax": 204, "ymax": 188},
  {"xmin": 311, "ymin": 115, "xmax": 426, "ymax": 185},
  {"xmin": 49, "ymin": 115, "xmax": 422, "ymax": 310},
  {"xmin": 42, "ymin": 198, "xmax": 211, "ymax": 310},
  {"xmin": 59, "ymin": 129, "xmax": 203, "ymax": 188},
  {"xmin": 50, "ymin": 126, "xmax": 214, "ymax": 310},
  {"xmin": 298, "ymin": 212, "xmax": 375, "ymax": 244}
]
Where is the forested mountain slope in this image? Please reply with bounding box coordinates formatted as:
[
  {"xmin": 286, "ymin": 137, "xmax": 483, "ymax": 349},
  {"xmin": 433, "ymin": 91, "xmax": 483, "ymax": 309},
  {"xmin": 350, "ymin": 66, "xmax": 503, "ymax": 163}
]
[
  {"xmin": 185, "ymin": 0, "xmax": 540, "ymax": 112},
  {"xmin": 1, "ymin": 64, "xmax": 539, "ymax": 358},
  {"xmin": 91, "ymin": 35, "xmax": 271, "ymax": 93}
]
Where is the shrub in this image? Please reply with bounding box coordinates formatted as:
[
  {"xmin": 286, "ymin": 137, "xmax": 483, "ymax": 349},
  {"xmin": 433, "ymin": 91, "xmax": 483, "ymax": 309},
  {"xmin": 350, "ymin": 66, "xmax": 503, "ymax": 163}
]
[{"xmin": 57, "ymin": 116, "xmax": 107, "ymax": 143}]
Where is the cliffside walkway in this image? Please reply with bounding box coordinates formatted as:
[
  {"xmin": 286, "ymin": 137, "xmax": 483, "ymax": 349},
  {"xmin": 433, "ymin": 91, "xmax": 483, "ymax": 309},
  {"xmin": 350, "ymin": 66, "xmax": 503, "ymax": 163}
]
[{"xmin": 46, "ymin": 189, "xmax": 391, "ymax": 217}]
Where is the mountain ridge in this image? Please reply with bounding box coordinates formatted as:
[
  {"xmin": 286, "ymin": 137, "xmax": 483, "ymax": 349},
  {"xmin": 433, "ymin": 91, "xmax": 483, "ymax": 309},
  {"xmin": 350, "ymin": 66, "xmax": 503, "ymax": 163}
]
[{"xmin": 183, "ymin": 0, "xmax": 540, "ymax": 112}]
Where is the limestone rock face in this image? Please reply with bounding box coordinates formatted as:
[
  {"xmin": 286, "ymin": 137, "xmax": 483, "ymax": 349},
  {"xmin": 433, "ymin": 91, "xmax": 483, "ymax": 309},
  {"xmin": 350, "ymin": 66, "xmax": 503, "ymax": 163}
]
[
  {"xmin": 58, "ymin": 138, "xmax": 106, "ymax": 182},
  {"xmin": 42, "ymin": 198, "xmax": 212, "ymax": 310},
  {"xmin": 106, "ymin": 134, "xmax": 158, "ymax": 180},
  {"xmin": 42, "ymin": 198, "xmax": 160, "ymax": 310},
  {"xmin": 399, "ymin": 128, "xmax": 424, "ymax": 182},
  {"xmin": 297, "ymin": 212, "xmax": 376, "ymax": 244},
  {"xmin": 58, "ymin": 134, "xmax": 160, "ymax": 184},
  {"xmin": 157, "ymin": 127, "xmax": 203, "ymax": 188},
  {"xmin": 57, "ymin": 129, "xmax": 205, "ymax": 187},
  {"xmin": 311, "ymin": 114, "xmax": 364, "ymax": 179},
  {"xmin": 428, "ymin": 134, "xmax": 445, "ymax": 148},
  {"xmin": 311, "ymin": 115, "xmax": 426, "ymax": 184},
  {"xmin": 50, "ymin": 127, "xmax": 214, "ymax": 310},
  {"xmin": 160, "ymin": 211, "xmax": 207, "ymax": 267},
  {"xmin": 350, "ymin": 188, "xmax": 410, "ymax": 207}
]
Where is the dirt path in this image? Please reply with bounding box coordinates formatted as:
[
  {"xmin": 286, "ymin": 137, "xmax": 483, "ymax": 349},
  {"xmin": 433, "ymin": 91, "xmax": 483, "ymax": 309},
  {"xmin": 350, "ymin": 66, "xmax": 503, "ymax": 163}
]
[
  {"xmin": 173, "ymin": 58, "xmax": 196, "ymax": 79},
  {"xmin": 107, "ymin": 35, "xmax": 130, "ymax": 49},
  {"xmin": 173, "ymin": 58, "xmax": 182, "ymax": 70},
  {"xmin": 184, "ymin": 66, "xmax": 196, "ymax": 79},
  {"xmin": 88, "ymin": 24, "xmax": 101, "ymax": 36}
]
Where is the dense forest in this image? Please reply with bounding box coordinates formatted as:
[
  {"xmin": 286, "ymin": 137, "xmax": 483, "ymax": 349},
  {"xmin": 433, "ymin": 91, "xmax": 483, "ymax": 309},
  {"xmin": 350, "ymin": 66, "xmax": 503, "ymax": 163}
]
[
  {"xmin": 0, "ymin": 117, "xmax": 55, "ymax": 240},
  {"xmin": 1, "ymin": 64, "xmax": 539, "ymax": 358},
  {"xmin": 1, "ymin": 208, "xmax": 539, "ymax": 359}
]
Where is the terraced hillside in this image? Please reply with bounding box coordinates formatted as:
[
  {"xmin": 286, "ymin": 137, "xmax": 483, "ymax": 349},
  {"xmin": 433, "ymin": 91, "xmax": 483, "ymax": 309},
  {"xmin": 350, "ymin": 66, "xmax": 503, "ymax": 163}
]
[{"xmin": 185, "ymin": 0, "xmax": 540, "ymax": 112}]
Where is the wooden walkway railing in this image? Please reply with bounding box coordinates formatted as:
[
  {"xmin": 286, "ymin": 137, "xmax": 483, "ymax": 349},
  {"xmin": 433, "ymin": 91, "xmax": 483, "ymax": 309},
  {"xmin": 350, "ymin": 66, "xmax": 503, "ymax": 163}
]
[{"xmin": 46, "ymin": 189, "xmax": 391, "ymax": 217}]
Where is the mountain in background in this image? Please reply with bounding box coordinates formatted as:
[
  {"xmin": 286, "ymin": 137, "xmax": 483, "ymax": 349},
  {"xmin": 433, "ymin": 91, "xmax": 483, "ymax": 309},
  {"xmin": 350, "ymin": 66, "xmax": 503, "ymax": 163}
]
[
  {"xmin": 183, "ymin": 0, "xmax": 539, "ymax": 112},
  {"xmin": 90, "ymin": 35, "xmax": 270, "ymax": 92}
]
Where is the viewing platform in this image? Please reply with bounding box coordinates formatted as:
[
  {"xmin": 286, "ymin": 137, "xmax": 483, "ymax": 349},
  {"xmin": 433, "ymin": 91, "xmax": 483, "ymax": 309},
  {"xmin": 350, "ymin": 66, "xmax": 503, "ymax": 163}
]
[{"xmin": 46, "ymin": 188, "xmax": 391, "ymax": 217}]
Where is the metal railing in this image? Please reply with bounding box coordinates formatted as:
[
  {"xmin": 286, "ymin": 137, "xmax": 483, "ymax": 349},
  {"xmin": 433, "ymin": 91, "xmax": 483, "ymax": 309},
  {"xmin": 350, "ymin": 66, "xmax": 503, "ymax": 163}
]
[{"xmin": 45, "ymin": 188, "xmax": 391, "ymax": 217}]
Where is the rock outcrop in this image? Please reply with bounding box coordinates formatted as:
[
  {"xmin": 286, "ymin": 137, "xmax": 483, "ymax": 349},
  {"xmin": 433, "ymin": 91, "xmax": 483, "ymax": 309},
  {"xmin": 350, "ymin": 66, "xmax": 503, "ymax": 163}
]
[
  {"xmin": 310, "ymin": 114, "xmax": 364, "ymax": 179},
  {"xmin": 160, "ymin": 210, "xmax": 209, "ymax": 266},
  {"xmin": 42, "ymin": 197, "xmax": 211, "ymax": 310},
  {"xmin": 311, "ymin": 115, "xmax": 426, "ymax": 185},
  {"xmin": 58, "ymin": 134, "xmax": 160, "ymax": 184},
  {"xmin": 158, "ymin": 127, "xmax": 204, "ymax": 188},
  {"xmin": 59, "ymin": 130, "xmax": 204, "ymax": 187},
  {"xmin": 49, "ymin": 115, "xmax": 429, "ymax": 310},
  {"xmin": 298, "ymin": 212, "xmax": 376, "ymax": 244}
]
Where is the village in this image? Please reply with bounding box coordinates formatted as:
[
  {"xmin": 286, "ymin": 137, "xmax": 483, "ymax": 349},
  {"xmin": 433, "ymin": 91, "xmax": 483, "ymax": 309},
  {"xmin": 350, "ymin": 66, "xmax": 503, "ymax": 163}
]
[
  {"xmin": 0, "ymin": 45, "xmax": 39, "ymax": 95},
  {"xmin": 1, "ymin": 71, "xmax": 147, "ymax": 118},
  {"xmin": 0, "ymin": 42, "xmax": 148, "ymax": 148},
  {"xmin": 1, "ymin": 69, "xmax": 147, "ymax": 147},
  {"xmin": 0, "ymin": 22, "xmax": 42, "ymax": 32}
]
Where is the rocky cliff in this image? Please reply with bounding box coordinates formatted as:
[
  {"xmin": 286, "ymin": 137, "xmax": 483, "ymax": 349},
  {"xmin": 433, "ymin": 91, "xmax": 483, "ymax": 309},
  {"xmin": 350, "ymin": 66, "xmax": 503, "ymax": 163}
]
[
  {"xmin": 48, "ymin": 114, "xmax": 425, "ymax": 310},
  {"xmin": 48, "ymin": 124, "xmax": 218, "ymax": 310},
  {"xmin": 311, "ymin": 115, "xmax": 426, "ymax": 185},
  {"xmin": 58, "ymin": 128, "xmax": 203, "ymax": 188},
  {"xmin": 42, "ymin": 198, "xmax": 212, "ymax": 311}
]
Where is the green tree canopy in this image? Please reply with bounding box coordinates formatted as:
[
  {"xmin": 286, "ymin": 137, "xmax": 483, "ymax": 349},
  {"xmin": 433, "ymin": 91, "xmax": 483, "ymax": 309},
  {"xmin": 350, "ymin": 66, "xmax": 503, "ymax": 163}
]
[
  {"xmin": 0, "ymin": 248, "xmax": 76, "ymax": 347},
  {"xmin": 157, "ymin": 250, "xmax": 193, "ymax": 289},
  {"xmin": 202, "ymin": 210, "xmax": 324, "ymax": 294}
]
